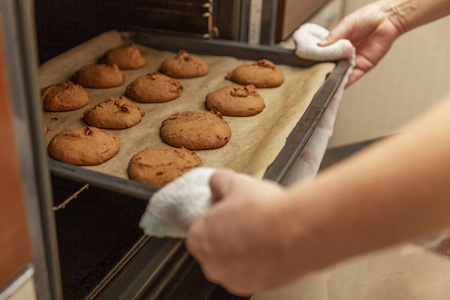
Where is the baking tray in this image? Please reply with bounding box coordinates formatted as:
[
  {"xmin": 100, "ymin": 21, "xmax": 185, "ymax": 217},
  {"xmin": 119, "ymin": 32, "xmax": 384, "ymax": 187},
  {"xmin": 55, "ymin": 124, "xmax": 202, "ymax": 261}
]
[
  {"xmin": 48, "ymin": 31, "xmax": 351, "ymax": 199},
  {"xmin": 43, "ymin": 32, "xmax": 350, "ymax": 299}
]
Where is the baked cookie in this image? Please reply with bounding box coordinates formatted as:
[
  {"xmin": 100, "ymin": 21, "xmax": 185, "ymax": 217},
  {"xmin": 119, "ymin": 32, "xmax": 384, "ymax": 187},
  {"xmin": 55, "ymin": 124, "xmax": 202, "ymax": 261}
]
[
  {"xmin": 83, "ymin": 96, "xmax": 144, "ymax": 129},
  {"xmin": 226, "ymin": 59, "xmax": 284, "ymax": 88},
  {"xmin": 99, "ymin": 43, "xmax": 146, "ymax": 69},
  {"xmin": 43, "ymin": 123, "xmax": 49, "ymax": 134},
  {"xmin": 160, "ymin": 110, "xmax": 231, "ymax": 150},
  {"xmin": 48, "ymin": 126, "xmax": 120, "ymax": 165},
  {"xmin": 73, "ymin": 64, "xmax": 125, "ymax": 88},
  {"xmin": 159, "ymin": 50, "xmax": 209, "ymax": 78},
  {"xmin": 41, "ymin": 81, "xmax": 89, "ymax": 111},
  {"xmin": 128, "ymin": 146, "xmax": 202, "ymax": 187},
  {"xmin": 126, "ymin": 72, "xmax": 183, "ymax": 103},
  {"xmin": 206, "ymin": 84, "xmax": 265, "ymax": 117}
]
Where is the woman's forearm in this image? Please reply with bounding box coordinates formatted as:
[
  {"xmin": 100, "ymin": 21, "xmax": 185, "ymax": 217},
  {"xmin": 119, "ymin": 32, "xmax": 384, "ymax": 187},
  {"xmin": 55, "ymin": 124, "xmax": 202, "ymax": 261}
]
[
  {"xmin": 280, "ymin": 95, "xmax": 450, "ymax": 275},
  {"xmin": 382, "ymin": 0, "xmax": 450, "ymax": 33}
]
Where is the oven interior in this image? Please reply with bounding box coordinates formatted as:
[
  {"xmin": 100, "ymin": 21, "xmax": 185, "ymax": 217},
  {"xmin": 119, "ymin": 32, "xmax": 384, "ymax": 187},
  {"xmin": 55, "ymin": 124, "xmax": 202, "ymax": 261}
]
[
  {"xmin": 51, "ymin": 176, "xmax": 147, "ymax": 299},
  {"xmin": 51, "ymin": 172, "xmax": 252, "ymax": 299}
]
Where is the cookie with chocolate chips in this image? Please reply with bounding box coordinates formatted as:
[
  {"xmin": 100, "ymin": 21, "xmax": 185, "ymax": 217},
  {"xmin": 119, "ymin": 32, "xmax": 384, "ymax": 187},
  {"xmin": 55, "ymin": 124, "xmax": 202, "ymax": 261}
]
[
  {"xmin": 160, "ymin": 110, "xmax": 231, "ymax": 150},
  {"xmin": 159, "ymin": 50, "xmax": 209, "ymax": 78},
  {"xmin": 206, "ymin": 84, "xmax": 265, "ymax": 117},
  {"xmin": 83, "ymin": 96, "xmax": 144, "ymax": 129},
  {"xmin": 128, "ymin": 146, "xmax": 202, "ymax": 187},
  {"xmin": 226, "ymin": 59, "xmax": 284, "ymax": 88},
  {"xmin": 48, "ymin": 126, "xmax": 120, "ymax": 165},
  {"xmin": 126, "ymin": 72, "xmax": 183, "ymax": 103}
]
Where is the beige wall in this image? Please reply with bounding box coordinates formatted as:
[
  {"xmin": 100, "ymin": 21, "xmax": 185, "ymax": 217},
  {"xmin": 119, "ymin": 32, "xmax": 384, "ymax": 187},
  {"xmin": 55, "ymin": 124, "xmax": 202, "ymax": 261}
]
[{"xmin": 313, "ymin": 0, "xmax": 450, "ymax": 147}]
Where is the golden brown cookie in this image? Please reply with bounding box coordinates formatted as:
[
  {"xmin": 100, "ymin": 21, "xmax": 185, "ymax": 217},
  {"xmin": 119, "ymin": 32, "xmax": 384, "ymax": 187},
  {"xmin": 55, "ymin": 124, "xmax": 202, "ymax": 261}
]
[
  {"xmin": 159, "ymin": 50, "xmax": 209, "ymax": 78},
  {"xmin": 73, "ymin": 64, "xmax": 125, "ymax": 88},
  {"xmin": 48, "ymin": 126, "xmax": 120, "ymax": 165},
  {"xmin": 126, "ymin": 72, "xmax": 183, "ymax": 103},
  {"xmin": 83, "ymin": 96, "xmax": 144, "ymax": 129},
  {"xmin": 128, "ymin": 146, "xmax": 202, "ymax": 187},
  {"xmin": 160, "ymin": 111, "xmax": 231, "ymax": 150},
  {"xmin": 226, "ymin": 59, "xmax": 284, "ymax": 88},
  {"xmin": 41, "ymin": 81, "xmax": 89, "ymax": 112},
  {"xmin": 206, "ymin": 84, "xmax": 265, "ymax": 117},
  {"xmin": 99, "ymin": 43, "xmax": 146, "ymax": 69}
]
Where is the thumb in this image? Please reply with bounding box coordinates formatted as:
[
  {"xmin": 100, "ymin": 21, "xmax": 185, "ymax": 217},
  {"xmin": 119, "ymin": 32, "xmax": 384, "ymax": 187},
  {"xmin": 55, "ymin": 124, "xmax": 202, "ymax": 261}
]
[
  {"xmin": 317, "ymin": 33, "xmax": 335, "ymax": 46},
  {"xmin": 209, "ymin": 169, "xmax": 237, "ymax": 202},
  {"xmin": 318, "ymin": 19, "xmax": 353, "ymax": 46}
]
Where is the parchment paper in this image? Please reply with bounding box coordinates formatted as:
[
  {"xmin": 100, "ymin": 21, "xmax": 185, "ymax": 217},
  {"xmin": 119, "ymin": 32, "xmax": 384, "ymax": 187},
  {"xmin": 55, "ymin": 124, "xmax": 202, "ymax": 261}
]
[{"xmin": 41, "ymin": 30, "xmax": 335, "ymax": 180}]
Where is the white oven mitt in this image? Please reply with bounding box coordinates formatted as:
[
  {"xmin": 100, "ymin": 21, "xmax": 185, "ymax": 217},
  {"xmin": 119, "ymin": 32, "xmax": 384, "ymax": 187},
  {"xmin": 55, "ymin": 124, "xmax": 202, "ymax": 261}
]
[{"xmin": 140, "ymin": 23, "xmax": 355, "ymax": 238}]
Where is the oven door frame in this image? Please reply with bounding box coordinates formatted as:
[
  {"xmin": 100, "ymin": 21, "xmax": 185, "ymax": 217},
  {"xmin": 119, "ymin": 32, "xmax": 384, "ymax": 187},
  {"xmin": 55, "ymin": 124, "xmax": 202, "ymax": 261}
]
[{"xmin": 2, "ymin": 0, "xmax": 62, "ymax": 299}]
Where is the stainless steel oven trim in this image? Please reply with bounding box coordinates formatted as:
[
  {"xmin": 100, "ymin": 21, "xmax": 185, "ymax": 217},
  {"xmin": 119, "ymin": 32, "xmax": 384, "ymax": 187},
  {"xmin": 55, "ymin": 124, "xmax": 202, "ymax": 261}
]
[{"xmin": 3, "ymin": 0, "xmax": 62, "ymax": 299}]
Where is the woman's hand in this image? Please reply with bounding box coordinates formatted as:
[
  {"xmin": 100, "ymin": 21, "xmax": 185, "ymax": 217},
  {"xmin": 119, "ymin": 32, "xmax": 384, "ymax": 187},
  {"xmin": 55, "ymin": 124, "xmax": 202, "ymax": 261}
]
[
  {"xmin": 319, "ymin": 1, "xmax": 402, "ymax": 86},
  {"xmin": 185, "ymin": 169, "xmax": 294, "ymax": 295}
]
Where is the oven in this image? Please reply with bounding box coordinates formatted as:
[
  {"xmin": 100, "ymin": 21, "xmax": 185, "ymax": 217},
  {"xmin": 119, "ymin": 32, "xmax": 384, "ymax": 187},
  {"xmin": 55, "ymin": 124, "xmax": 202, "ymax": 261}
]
[
  {"xmin": 1, "ymin": 0, "xmax": 350, "ymax": 299},
  {"xmin": 34, "ymin": 0, "xmax": 332, "ymax": 64}
]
